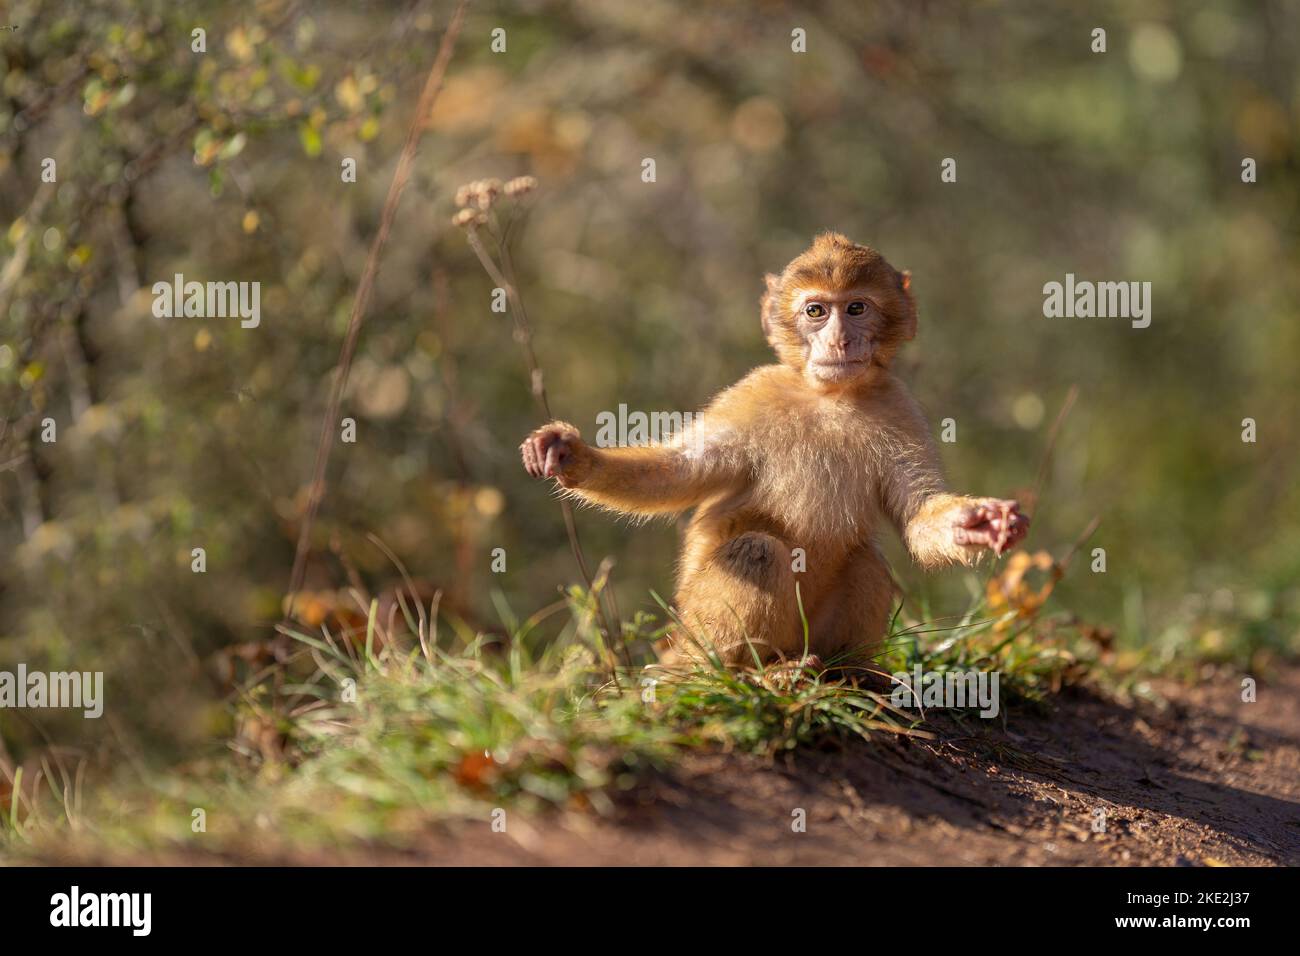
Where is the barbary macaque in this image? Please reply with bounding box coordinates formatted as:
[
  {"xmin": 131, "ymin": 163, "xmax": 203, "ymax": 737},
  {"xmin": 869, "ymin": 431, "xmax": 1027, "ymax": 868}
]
[{"xmin": 521, "ymin": 233, "xmax": 1028, "ymax": 672}]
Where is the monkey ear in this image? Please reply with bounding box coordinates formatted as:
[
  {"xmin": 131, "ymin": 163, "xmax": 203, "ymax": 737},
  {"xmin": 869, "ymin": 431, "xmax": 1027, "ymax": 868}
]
[
  {"xmin": 760, "ymin": 272, "xmax": 781, "ymax": 342},
  {"xmin": 897, "ymin": 269, "xmax": 918, "ymax": 340}
]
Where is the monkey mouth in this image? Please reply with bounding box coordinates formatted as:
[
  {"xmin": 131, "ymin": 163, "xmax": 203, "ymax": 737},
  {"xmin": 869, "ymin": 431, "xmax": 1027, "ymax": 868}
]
[{"xmin": 813, "ymin": 357, "xmax": 869, "ymax": 369}]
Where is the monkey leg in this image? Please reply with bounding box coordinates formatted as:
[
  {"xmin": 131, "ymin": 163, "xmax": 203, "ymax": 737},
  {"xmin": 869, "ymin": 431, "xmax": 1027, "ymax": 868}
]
[
  {"xmin": 806, "ymin": 543, "xmax": 897, "ymax": 675},
  {"xmin": 668, "ymin": 531, "xmax": 805, "ymax": 667}
]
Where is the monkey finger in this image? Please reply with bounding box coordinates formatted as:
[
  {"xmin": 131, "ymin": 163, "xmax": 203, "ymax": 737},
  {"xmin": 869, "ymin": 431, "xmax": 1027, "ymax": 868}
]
[
  {"xmin": 522, "ymin": 440, "xmax": 542, "ymax": 477},
  {"xmin": 543, "ymin": 442, "xmax": 568, "ymax": 478},
  {"xmin": 996, "ymin": 513, "xmax": 1029, "ymax": 537},
  {"xmin": 953, "ymin": 525, "xmax": 994, "ymax": 548},
  {"xmin": 975, "ymin": 499, "xmax": 1014, "ymax": 521},
  {"xmin": 530, "ymin": 435, "xmax": 554, "ymax": 477},
  {"xmin": 531, "ymin": 435, "xmax": 553, "ymax": 473},
  {"xmin": 997, "ymin": 522, "xmax": 1030, "ymax": 554},
  {"xmin": 984, "ymin": 515, "xmax": 1022, "ymax": 534}
]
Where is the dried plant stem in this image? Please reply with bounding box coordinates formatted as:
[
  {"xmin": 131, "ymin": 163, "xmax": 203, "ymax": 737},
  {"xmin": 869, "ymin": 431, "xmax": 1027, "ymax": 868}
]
[
  {"xmin": 464, "ymin": 227, "xmax": 629, "ymax": 681},
  {"xmin": 497, "ymin": 236, "xmax": 626, "ymax": 643},
  {"xmin": 1026, "ymin": 383, "xmax": 1079, "ymax": 517},
  {"xmin": 1059, "ymin": 513, "xmax": 1102, "ymax": 571},
  {"xmin": 976, "ymin": 382, "xmax": 1082, "ymax": 595},
  {"xmin": 284, "ymin": 0, "xmax": 469, "ymax": 622}
]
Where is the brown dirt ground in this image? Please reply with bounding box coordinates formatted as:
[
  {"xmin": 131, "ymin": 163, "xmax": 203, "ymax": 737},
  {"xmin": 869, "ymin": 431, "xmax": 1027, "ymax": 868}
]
[
  {"xmin": 393, "ymin": 664, "xmax": 1300, "ymax": 866},
  {"xmin": 29, "ymin": 664, "xmax": 1300, "ymax": 866}
]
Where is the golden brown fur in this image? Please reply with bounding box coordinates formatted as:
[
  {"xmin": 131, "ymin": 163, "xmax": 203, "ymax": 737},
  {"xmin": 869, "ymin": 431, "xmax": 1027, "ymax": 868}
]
[{"xmin": 521, "ymin": 233, "xmax": 1027, "ymax": 670}]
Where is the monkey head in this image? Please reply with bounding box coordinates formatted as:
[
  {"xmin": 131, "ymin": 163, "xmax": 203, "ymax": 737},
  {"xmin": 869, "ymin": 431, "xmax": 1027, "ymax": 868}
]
[{"xmin": 760, "ymin": 232, "xmax": 917, "ymax": 389}]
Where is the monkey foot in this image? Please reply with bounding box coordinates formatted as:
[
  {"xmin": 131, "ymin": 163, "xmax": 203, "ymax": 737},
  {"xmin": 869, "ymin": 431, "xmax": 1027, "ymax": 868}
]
[{"xmin": 763, "ymin": 653, "xmax": 825, "ymax": 689}]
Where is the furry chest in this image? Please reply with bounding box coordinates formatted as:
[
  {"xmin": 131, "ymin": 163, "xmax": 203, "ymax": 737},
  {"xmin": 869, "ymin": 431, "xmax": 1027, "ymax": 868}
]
[{"xmin": 751, "ymin": 419, "xmax": 883, "ymax": 546}]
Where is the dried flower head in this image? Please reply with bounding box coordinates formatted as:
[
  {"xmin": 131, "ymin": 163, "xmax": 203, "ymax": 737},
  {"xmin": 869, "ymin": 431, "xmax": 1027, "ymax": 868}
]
[
  {"xmin": 452, "ymin": 207, "xmax": 486, "ymax": 228},
  {"xmin": 475, "ymin": 178, "xmax": 502, "ymax": 210},
  {"xmin": 504, "ymin": 175, "xmax": 538, "ymax": 197},
  {"xmin": 455, "ymin": 178, "xmax": 508, "ymax": 215}
]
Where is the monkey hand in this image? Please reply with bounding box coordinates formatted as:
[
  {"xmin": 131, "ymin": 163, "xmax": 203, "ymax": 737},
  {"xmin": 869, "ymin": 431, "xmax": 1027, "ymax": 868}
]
[
  {"xmin": 520, "ymin": 421, "xmax": 592, "ymax": 487},
  {"xmin": 953, "ymin": 498, "xmax": 1029, "ymax": 556}
]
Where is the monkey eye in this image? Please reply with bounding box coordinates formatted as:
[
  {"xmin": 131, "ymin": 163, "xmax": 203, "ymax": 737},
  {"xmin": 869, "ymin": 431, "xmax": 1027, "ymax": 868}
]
[
  {"xmin": 847, "ymin": 301, "xmax": 868, "ymax": 316},
  {"xmin": 805, "ymin": 303, "xmax": 826, "ymax": 319}
]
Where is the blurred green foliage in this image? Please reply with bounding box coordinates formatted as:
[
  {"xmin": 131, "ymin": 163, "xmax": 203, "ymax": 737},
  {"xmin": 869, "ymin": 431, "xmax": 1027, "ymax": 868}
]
[{"xmin": 1, "ymin": 0, "xmax": 1297, "ymax": 760}]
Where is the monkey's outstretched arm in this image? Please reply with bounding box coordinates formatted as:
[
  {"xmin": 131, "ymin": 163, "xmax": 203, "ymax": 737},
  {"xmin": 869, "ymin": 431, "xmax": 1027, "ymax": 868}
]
[
  {"xmin": 521, "ymin": 420, "xmax": 742, "ymax": 517},
  {"xmin": 879, "ymin": 401, "xmax": 1028, "ymax": 569}
]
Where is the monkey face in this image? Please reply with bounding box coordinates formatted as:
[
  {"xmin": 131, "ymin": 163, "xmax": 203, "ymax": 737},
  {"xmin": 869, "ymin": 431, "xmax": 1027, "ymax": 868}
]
[
  {"xmin": 761, "ymin": 233, "xmax": 917, "ymax": 389},
  {"xmin": 793, "ymin": 288, "xmax": 885, "ymax": 385}
]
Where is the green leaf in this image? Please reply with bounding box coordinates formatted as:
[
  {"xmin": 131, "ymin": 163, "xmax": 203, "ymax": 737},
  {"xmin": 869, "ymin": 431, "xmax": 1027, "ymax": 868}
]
[
  {"xmin": 298, "ymin": 123, "xmax": 322, "ymax": 157},
  {"xmin": 219, "ymin": 132, "xmax": 247, "ymax": 160}
]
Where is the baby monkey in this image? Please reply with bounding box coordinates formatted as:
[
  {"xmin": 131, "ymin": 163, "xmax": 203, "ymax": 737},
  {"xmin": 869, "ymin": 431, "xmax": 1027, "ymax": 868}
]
[{"xmin": 521, "ymin": 233, "xmax": 1028, "ymax": 672}]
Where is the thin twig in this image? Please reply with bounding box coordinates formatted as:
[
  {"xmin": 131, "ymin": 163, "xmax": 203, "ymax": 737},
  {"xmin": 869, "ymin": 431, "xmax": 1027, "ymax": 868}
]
[
  {"xmin": 1059, "ymin": 514, "xmax": 1102, "ymax": 572},
  {"xmin": 284, "ymin": 0, "xmax": 470, "ymax": 621},
  {"xmin": 977, "ymin": 383, "xmax": 1079, "ymax": 594},
  {"xmin": 1026, "ymin": 383, "xmax": 1079, "ymax": 517},
  {"xmin": 464, "ymin": 225, "xmax": 630, "ymax": 682}
]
